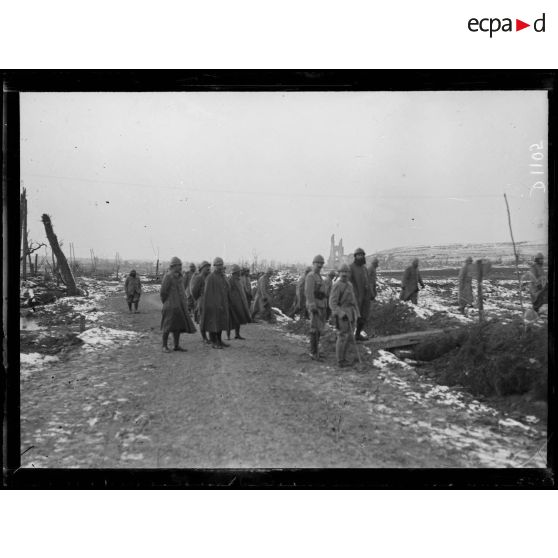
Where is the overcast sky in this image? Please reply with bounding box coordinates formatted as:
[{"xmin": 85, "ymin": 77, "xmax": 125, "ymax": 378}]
[{"xmin": 20, "ymin": 91, "xmax": 548, "ymax": 265}]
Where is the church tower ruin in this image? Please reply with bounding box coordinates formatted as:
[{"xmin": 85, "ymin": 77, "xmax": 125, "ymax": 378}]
[{"xmin": 327, "ymin": 234, "xmax": 345, "ymax": 269}]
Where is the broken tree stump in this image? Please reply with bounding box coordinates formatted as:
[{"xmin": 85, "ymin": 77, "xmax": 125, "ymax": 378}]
[{"xmin": 41, "ymin": 214, "xmax": 79, "ymax": 296}]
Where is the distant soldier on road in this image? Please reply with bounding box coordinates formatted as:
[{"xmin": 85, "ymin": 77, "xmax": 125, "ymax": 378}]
[
  {"xmin": 323, "ymin": 269, "xmax": 337, "ymax": 321},
  {"xmin": 190, "ymin": 260, "xmax": 211, "ymax": 344},
  {"xmin": 349, "ymin": 247, "xmax": 371, "ymax": 341},
  {"xmin": 202, "ymin": 257, "xmax": 231, "ymax": 349},
  {"xmin": 329, "ymin": 264, "xmax": 360, "ymax": 368},
  {"xmin": 160, "ymin": 257, "xmax": 196, "ymax": 352},
  {"xmin": 251, "ymin": 267, "xmax": 274, "ymax": 322},
  {"xmin": 227, "ymin": 264, "xmax": 252, "ymax": 340},
  {"xmin": 367, "ymin": 257, "xmax": 380, "ymax": 302},
  {"xmin": 124, "ymin": 269, "xmax": 142, "ymax": 313},
  {"xmin": 522, "ymin": 252, "xmax": 548, "ymax": 312},
  {"xmin": 400, "ymin": 258, "xmax": 425, "ymax": 305},
  {"xmin": 305, "ymin": 254, "xmax": 327, "ymax": 360},
  {"xmin": 458, "ymin": 257, "xmax": 474, "ymax": 313},
  {"xmin": 183, "ymin": 262, "xmax": 197, "ymax": 313}
]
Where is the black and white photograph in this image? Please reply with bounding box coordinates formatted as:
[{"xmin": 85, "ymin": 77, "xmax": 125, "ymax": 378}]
[{"xmin": 12, "ymin": 79, "xmax": 550, "ymax": 474}]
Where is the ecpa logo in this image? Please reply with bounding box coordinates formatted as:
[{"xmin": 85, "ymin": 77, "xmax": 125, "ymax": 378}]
[{"xmin": 468, "ymin": 13, "xmax": 546, "ymax": 37}]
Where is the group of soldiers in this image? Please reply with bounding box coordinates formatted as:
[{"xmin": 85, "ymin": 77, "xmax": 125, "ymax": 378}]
[
  {"xmin": 124, "ymin": 257, "xmax": 275, "ymax": 352},
  {"xmin": 122, "ymin": 248, "xmax": 547, "ymax": 366}
]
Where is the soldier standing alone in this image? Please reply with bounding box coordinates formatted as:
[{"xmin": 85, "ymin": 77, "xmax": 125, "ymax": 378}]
[
  {"xmin": 305, "ymin": 254, "xmax": 327, "ymax": 360},
  {"xmin": 160, "ymin": 257, "xmax": 196, "ymax": 352},
  {"xmin": 349, "ymin": 247, "xmax": 371, "ymax": 341},
  {"xmin": 400, "ymin": 258, "xmax": 425, "ymax": 305},
  {"xmin": 329, "ymin": 264, "xmax": 360, "ymax": 367},
  {"xmin": 124, "ymin": 269, "xmax": 142, "ymax": 313}
]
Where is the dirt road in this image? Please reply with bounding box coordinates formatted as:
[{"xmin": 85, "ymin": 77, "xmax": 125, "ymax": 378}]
[{"xmin": 20, "ymin": 293, "xmax": 547, "ymax": 468}]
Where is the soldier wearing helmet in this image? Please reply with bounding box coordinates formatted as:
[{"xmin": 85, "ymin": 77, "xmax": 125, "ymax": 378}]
[
  {"xmin": 201, "ymin": 257, "xmax": 232, "ymax": 349},
  {"xmin": 329, "ymin": 263, "xmax": 360, "ymax": 367},
  {"xmin": 183, "ymin": 262, "xmax": 197, "ymax": 313},
  {"xmin": 227, "ymin": 264, "xmax": 252, "ymax": 340},
  {"xmin": 367, "ymin": 257, "xmax": 380, "ymax": 302},
  {"xmin": 349, "ymin": 247, "xmax": 371, "ymax": 341},
  {"xmin": 189, "ymin": 260, "xmax": 211, "ymax": 344},
  {"xmin": 305, "ymin": 254, "xmax": 327, "ymax": 360},
  {"xmin": 160, "ymin": 256, "xmax": 197, "ymax": 352},
  {"xmin": 400, "ymin": 258, "xmax": 425, "ymax": 305}
]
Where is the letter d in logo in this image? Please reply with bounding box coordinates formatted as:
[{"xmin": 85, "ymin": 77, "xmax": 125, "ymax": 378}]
[{"xmin": 534, "ymin": 13, "xmax": 546, "ymax": 32}]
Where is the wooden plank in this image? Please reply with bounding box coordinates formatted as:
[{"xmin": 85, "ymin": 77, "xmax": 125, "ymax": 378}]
[{"xmin": 361, "ymin": 329, "xmax": 449, "ymax": 350}]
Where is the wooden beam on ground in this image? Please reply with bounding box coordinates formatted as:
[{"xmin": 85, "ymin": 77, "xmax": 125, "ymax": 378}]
[{"xmin": 361, "ymin": 329, "xmax": 450, "ymax": 350}]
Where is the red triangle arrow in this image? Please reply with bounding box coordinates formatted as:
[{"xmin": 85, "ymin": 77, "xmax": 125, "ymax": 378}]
[{"xmin": 516, "ymin": 19, "xmax": 530, "ymax": 31}]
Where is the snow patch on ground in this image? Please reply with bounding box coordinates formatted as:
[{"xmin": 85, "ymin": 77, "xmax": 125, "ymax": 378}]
[
  {"xmin": 272, "ymin": 307, "xmax": 292, "ymax": 323},
  {"xmin": 20, "ymin": 352, "xmax": 60, "ymax": 378},
  {"xmin": 78, "ymin": 326, "xmax": 141, "ymax": 351},
  {"xmin": 373, "ymin": 349, "xmax": 412, "ymax": 370}
]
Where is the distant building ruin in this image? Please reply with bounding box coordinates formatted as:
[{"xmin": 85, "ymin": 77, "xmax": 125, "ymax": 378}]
[{"xmin": 327, "ymin": 234, "xmax": 345, "ymax": 269}]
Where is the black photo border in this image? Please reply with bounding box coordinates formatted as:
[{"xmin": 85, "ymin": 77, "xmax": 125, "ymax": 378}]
[{"xmin": 2, "ymin": 70, "xmax": 556, "ymax": 489}]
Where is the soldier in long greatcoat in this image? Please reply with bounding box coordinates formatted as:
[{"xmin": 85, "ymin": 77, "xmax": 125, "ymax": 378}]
[
  {"xmin": 457, "ymin": 257, "xmax": 474, "ymax": 313},
  {"xmin": 228, "ymin": 264, "xmax": 252, "ymax": 340},
  {"xmin": 400, "ymin": 258, "xmax": 425, "ymax": 305},
  {"xmin": 251, "ymin": 268, "xmax": 274, "ymax": 322},
  {"xmin": 329, "ymin": 264, "xmax": 360, "ymax": 367},
  {"xmin": 124, "ymin": 269, "xmax": 142, "ymax": 313},
  {"xmin": 368, "ymin": 257, "xmax": 379, "ymax": 301},
  {"xmin": 160, "ymin": 257, "xmax": 196, "ymax": 352},
  {"xmin": 349, "ymin": 247, "xmax": 371, "ymax": 341},
  {"xmin": 183, "ymin": 262, "xmax": 197, "ymax": 313},
  {"xmin": 189, "ymin": 260, "xmax": 211, "ymax": 343},
  {"xmin": 305, "ymin": 254, "xmax": 327, "ymax": 360},
  {"xmin": 201, "ymin": 257, "xmax": 231, "ymax": 349}
]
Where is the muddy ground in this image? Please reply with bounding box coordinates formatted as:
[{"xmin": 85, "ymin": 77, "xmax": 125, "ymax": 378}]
[{"xmin": 19, "ymin": 273, "xmax": 547, "ymax": 468}]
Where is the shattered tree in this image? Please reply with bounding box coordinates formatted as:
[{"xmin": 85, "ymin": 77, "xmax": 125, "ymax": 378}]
[{"xmin": 41, "ymin": 213, "xmax": 79, "ymax": 295}]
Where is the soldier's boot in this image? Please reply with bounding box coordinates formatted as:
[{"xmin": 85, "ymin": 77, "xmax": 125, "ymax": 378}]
[
  {"xmin": 354, "ymin": 320, "xmax": 366, "ymax": 342},
  {"xmin": 316, "ymin": 332, "xmax": 325, "ymax": 361},
  {"xmin": 162, "ymin": 332, "xmax": 171, "ymax": 352},
  {"xmin": 336, "ymin": 335, "xmax": 345, "ymax": 367},
  {"xmin": 309, "ymin": 332, "xmax": 318, "ymax": 359}
]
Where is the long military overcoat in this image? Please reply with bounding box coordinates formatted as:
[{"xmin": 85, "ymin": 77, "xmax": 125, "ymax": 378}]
[
  {"xmin": 160, "ymin": 270, "xmax": 196, "ymax": 333},
  {"xmin": 329, "ymin": 279, "xmax": 360, "ymax": 328},
  {"xmin": 349, "ymin": 262, "xmax": 371, "ymax": 319},
  {"xmin": 229, "ymin": 275, "xmax": 252, "ymax": 328},
  {"xmin": 124, "ymin": 275, "xmax": 142, "ymax": 302},
  {"xmin": 400, "ymin": 265, "xmax": 424, "ymax": 301},
  {"xmin": 201, "ymin": 271, "xmax": 231, "ymax": 333}
]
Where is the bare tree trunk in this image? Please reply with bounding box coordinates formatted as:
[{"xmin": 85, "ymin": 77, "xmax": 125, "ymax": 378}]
[
  {"xmin": 41, "ymin": 214, "xmax": 79, "ymax": 295},
  {"xmin": 34, "ymin": 254, "xmax": 38, "ymax": 276},
  {"xmin": 21, "ymin": 189, "xmax": 27, "ymax": 279},
  {"xmin": 503, "ymin": 193, "xmax": 525, "ymax": 313}
]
